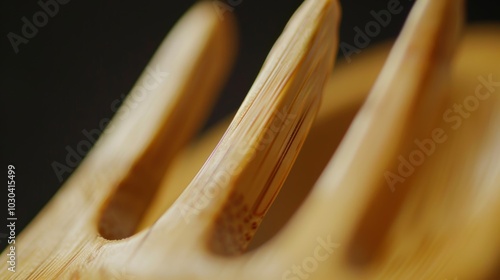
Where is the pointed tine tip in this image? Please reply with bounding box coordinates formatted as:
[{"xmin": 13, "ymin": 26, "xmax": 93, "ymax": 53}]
[
  {"xmin": 393, "ymin": 0, "xmax": 464, "ymax": 70},
  {"xmin": 352, "ymin": 0, "xmax": 466, "ymax": 136},
  {"xmin": 244, "ymin": 0, "xmax": 340, "ymax": 111}
]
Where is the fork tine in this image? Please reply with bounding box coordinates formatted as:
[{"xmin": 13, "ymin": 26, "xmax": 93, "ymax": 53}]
[
  {"xmin": 93, "ymin": 3, "xmax": 237, "ymax": 239},
  {"xmin": 130, "ymin": 0, "xmax": 340, "ymax": 258}
]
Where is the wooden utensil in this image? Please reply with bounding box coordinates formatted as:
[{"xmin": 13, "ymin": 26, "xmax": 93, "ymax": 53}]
[
  {"xmin": 1, "ymin": 0, "xmax": 340, "ymax": 278},
  {"xmin": 3, "ymin": 0, "xmax": 500, "ymax": 279}
]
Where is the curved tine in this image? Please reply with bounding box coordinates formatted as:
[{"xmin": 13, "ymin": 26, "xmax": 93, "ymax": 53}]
[
  {"xmin": 5, "ymin": 3, "xmax": 237, "ymax": 279},
  {"xmin": 179, "ymin": 0, "xmax": 340, "ymax": 255},
  {"xmin": 118, "ymin": 0, "xmax": 340, "ymax": 265},
  {"xmin": 96, "ymin": 3, "xmax": 235, "ymax": 239},
  {"xmin": 94, "ymin": 3, "xmax": 237, "ymax": 239},
  {"xmin": 255, "ymin": 0, "xmax": 464, "ymax": 276}
]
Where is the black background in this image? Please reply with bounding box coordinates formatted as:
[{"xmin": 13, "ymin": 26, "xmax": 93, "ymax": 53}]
[{"xmin": 1, "ymin": 0, "xmax": 499, "ymax": 251}]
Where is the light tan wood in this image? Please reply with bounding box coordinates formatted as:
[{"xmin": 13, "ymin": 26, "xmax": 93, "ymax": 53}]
[{"xmin": 3, "ymin": 0, "xmax": 500, "ymax": 279}]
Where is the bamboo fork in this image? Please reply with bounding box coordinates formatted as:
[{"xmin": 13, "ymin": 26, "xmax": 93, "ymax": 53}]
[
  {"xmin": 3, "ymin": 0, "xmax": 500, "ymax": 279},
  {"xmin": 1, "ymin": 0, "xmax": 340, "ymax": 278}
]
